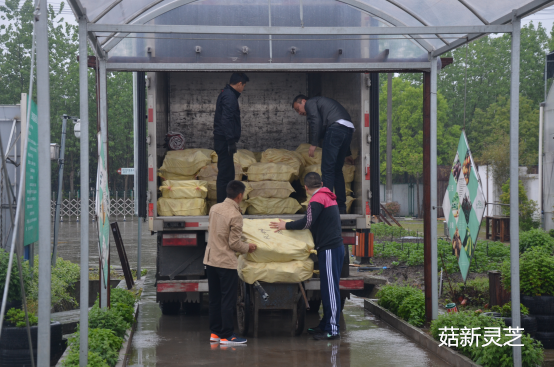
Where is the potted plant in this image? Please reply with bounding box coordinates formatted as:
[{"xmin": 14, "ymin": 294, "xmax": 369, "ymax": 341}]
[{"xmin": 0, "ymin": 308, "xmax": 63, "ymax": 366}]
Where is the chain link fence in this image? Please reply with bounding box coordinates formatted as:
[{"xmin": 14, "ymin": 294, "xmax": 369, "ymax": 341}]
[{"xmin": 51, "ymin": 198, "xmax": 136, "ymax": 221}]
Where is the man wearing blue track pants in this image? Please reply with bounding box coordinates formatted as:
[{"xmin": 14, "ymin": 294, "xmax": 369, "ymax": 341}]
[{"xmin": 270, "ymin": 172, "xmax": 344, "ymax": 340}]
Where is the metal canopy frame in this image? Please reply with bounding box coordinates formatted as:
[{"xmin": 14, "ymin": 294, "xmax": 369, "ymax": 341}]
[{"xmin": 64, "ymin": 0, "xmax": 554, "ymax": 366}]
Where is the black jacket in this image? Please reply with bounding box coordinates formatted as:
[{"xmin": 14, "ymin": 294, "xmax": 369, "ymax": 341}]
[
  {"xmin": 305, "ymin": 96, "xmax": 352, "ymax": 147},
  {"xmin": 213, "ymin": 85, "xmax": 241, "ymax": 143},
  {"xmin": 285, "ymin": 187, "xmax": 343, "ymax": 252}
]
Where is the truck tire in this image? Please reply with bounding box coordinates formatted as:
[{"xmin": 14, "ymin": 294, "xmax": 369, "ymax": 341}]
[
  {"xmin": 534, "ymin": 331, "xmax": 554, "ymax": 349},
  {"xmin": 535, "ymin": 315, "xmax": 554, "ymax": 332},
  {"xmin": 501, "ymin": 316, "xmax": 537, "ymax": 337},
  {"xmin": 0, "ymin": 322, "xmax": 62, "ymax": 350},
  {"xmin": 183, "ymin": 302, "xmax": 201, "ymax": 315},
  {"xmin": 160, "ymin": 301, "xmax": 180, "ymax": 315},
  {"xmin": 294, "ymin": 298, "xmax": 306, "ymax": 336}
]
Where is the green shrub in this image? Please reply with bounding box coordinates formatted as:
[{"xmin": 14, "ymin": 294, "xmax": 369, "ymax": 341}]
[
  {"xmin": 0, "ymin": 249, "xmax": 31, "ymax": 302},
  {"xmin": 501, "ymin": 247, "xmax": 554, "ymax": 296},
  {"xmin": 549, "ymin": 229, "xmax": 554, "ymax": 239},
  {"xmin": 110, "ymin": 288, "xmax": 136, "ymax": 308},
  {"xmin": 397, "ymin": 293, "xmax": 425, "ymax": 327},
  {"xmin": 88, "ymin": 302, "xmax": 132, "ymax": 338},
  {"xmin": 376, "ymin": 285, "xmax": 421, "ymax": 314},
  {"xmin": 471, "ymin": 333, "xmax": 543, "ymax": 367},
  {"xmin": 64, "ymin": 328, "xmax": 123, "ymax": 367},
  {"xmin": 6, "ymin": 307, "xmax": 37, "ymax": 327},
  {"xmin": 27, "ymin": 256, "xmax": 80, "ymax": 311},
  {"xmin": 62, "ymin": 351, "xmax": 109, "ymax": 367},
  {"xmin": 519, "ymin": 229, "xmax": 554, "ymax": 253},
  {"xmin": 500, "ymin": 180, "xmax": 540, "ymax": 231}
]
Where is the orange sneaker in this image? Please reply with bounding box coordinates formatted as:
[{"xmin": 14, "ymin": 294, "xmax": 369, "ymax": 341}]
[
  {"xmin": 220, "ymin": 334, "xmax": 247, "ymax": 344},
  {"xmin": 210, "ymin": 333, "xmax": 220, "ymax": 342}
]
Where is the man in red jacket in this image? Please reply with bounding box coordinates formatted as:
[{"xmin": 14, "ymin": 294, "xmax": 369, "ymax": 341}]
[{"xmin": 270, "ymin": 172, "xmax": 344, "ymax": 340}]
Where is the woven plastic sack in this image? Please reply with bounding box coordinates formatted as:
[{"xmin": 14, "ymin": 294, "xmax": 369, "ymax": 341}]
[
  {"xmin": 261, "ymin": 149, "xmax": 305, "ymax": 178},
  {"xmin": 237, "ymin": 256, "xmax": 314, "ymax": 284},
  {"xmin": 295, "ymin": 143, "xmax": 323, "ymax": 166},
  {"xmin": 157, "ymin": 197, "xmax": 207, "ymax": 216},
  {"xmin": 241, "ymin": 219, "xmax": 316, "ymax": 263},
  {"xmin": 159, "ymin": 149, "xmax": 213, "ymax": 176},
  {"xmin": 159, "ymin": 180, "xmax": 208, "ymax": 199},
  {"xmin": 245, "ymin": 197, "xmax": 301, "ymax": 215},
  {"xmin": 197, "ymin": 163, "xmax": 243, "ymax": 181},
  {"xmin": 346, "ymin": 196, "xmax": 355, "ymax": 213},
  {"xmin": 247, "ymin": 163, "xmax": 296, "ymax": 182},
  {"xmin": 213, "ymin": 149, "xmax": 257, "ymax": 171},
  {"xmin": 345, "ymin": 182, "xmax": 353, "ymax": 195},
  {"xmin": 301, "ymin": 164, "xmax": 356, "ymax": 184},
  {"xmin": 246, "ymin": 181, "xmax": 294, "ymax": 199},
  {"xmin": 158, "ymin": 170, "xmax": 197, "ymax": 181}
]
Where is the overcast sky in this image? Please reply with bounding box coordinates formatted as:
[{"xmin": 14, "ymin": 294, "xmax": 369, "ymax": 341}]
[{"xmin": 1, "ymin": 1, "xmax": 553, "ymax": 50}]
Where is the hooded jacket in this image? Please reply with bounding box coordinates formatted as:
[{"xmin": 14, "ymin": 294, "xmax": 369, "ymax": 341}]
[
  {"xmin": 305, "ymin": 96, "xmax": 352, "ymax": 147},
  {"xmin": 285, "ymin": 187, "xmax": 343, "ymax": 251},
  {"xmin": 213, "ymin": 84, "xmax": 242, "ymax": 144}
]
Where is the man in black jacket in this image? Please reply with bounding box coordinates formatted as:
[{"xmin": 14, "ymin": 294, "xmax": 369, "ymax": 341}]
[
  {"xmin": 270, "ymin": 172, "xmax": 344, "ymax": 340},
  {"xmin": 214, "ymin": 73, "xmax": 249, "ymax": 203},
  {"xmin": 292, "ymin": 95, "xmax": 354, "ymax": 214}
]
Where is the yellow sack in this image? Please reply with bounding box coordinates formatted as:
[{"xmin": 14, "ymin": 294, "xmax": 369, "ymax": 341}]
[
  {"xmin": 301, "ymin": 164, "xmax": 356, "ymax": 184},
  {"xmin": 246, "ymin": 181, "xmax": 295, "ymax": 199},
  {"xmin": 247, "ymin": 163, "xmax": 296, "ymax": 182},
  {"xmin": 157, "ymin": 197, "xmax": 207, "ymax": 216},
  {"xmin": 296, "ymin": 143, "xmax": 323, "ymax": 166},
  {"xmin": 345, "ymin": 182, "xmax": 353, "ymax": 195},
  {"xmin": 197, "ymin": 163, "xmax": 243, "ymax": 181},
  {"xmin": 241, "ymin": 219, "xmax": 316, "ymax": 263},
  {"xmin": 245, "ymin": 197, "xmax": 301, "ymax": 215},
  {"xmin": 159, "ymin": 149, "xmax": 213, "ymax": 176},
  {"xmin": 261, "ymin": 149, "xmax": 305, "ymax": 178},
  {"xmin": 158, "ymin": 170, "xmax": 197, "ymax": 181},
  {"xmin": 159, "ymin": 180, "xmax": 208, "ymax": 199},
  {"xmin": 237, "ymin": 256, "xmax": 314, "ymax": 284},
  {"xmin": 213, "ymin": 149, "xmax": 257, "ymax": 171},
  {"xmin": 346, "ymin": 196, "xmax": 355, "ymax": 214}
]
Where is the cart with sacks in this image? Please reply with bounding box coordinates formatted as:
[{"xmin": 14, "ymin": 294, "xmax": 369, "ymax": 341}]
[{"xmin": 236, "ymin": 219, "xmax": 363, "ymax": 337}]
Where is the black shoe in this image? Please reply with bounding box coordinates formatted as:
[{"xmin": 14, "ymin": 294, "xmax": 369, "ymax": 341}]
[
  {"xmin": 313, "ymin": 332, "xmax": 340, "ymax": 340},
  {"xmin": 307, "ymin": 326, "xmax": 323, "ymax": 334}
]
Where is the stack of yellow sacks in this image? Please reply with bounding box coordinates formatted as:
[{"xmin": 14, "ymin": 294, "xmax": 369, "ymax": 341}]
[
  {"xmin": 244, "ymin": 149, "xmax": 303, "ymax": 215},
  {"xmin": 296, "ymin": 143, "xmax": 356, "ymax": 213},
  {"xmin": 157, "ymin": 180, "xmax": 208, "ymax": 216},
  {"xmin": 237, "ymin": 219, "xmax": 316, "ymax": 283}
]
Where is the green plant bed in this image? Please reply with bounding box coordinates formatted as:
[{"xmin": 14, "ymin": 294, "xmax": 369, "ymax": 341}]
[
  {"xmin": 63, "ymin": 328, "xmax": 123, "ymax": 367},
  {"xmin": 376, "ymin": 284, "xmax": 425, "ymax": 327},
  {"xmin": 501, "ymin": 247, "xmax": 554, "ymax": 297},
  {"xmin": 430, "ymin": 311, "xmax": 544, "ymax": 367}
]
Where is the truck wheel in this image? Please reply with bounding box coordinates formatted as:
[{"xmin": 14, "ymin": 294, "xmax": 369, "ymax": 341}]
[
  {"xmin": 160, "ymin": 301, "xmax": 180, "ymax": 315},
  {"xmin": 308, "ymin": 299, "xmax": 321, "ymax": 313}
]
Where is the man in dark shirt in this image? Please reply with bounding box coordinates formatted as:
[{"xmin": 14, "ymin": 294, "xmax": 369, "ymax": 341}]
[
  {"xmin": 270, "ymin": 172, "xmax": 344, "ymax": 340},
  {"xmin": 213, "ymin": 73, "xmax": 249, "ymax": 203},
  {"xmin": 292, "ymin": 95, "xmax": 354, "ymax": 214}
]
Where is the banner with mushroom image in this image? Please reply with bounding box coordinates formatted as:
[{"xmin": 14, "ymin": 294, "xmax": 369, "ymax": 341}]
[{"xmin": 442, "ymin": 132, "xmax": 486, "ymax": 281}]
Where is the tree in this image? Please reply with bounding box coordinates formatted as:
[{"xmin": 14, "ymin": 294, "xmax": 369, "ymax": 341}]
[{"xmin": 379, "ymin": 77, "xmax": 460, "ymax": 216}]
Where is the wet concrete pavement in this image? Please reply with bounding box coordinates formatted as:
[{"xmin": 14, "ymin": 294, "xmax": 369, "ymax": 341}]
[
  {"xmin": 41, "ymin": 219, "xmax": 156, "ymax": 269},
  {"xmin": 126, "ymin": 274, "xmax": 447, "ymax": 367}
]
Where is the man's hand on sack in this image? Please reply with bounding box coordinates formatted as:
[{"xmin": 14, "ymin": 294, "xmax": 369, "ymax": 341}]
[
  {"xmin": 248, "ymin": 243, "xmax": 257, "ymax": 253},
  {"xmin": 269, "ymin": 219, "xmax": 287, "ymax": 232},
  {"xmin": 308, "ymin": 145, "xmax": 317, "ymax": 158}
]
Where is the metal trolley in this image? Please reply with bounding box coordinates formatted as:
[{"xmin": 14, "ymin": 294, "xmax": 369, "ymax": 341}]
[{"xmin": 237, "ymin": 276, "xmax": 364, "ymax": 338}]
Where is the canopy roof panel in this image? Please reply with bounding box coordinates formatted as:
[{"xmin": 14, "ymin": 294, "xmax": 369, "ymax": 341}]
[{"xmin": 69, "ymin": 0, "xmax": 553, "ymax": 67}]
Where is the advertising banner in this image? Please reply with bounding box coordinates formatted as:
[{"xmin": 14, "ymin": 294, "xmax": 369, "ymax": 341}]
[{"xmin": 23, "ymin": 98, "xmax": 39, "ymax": 246}]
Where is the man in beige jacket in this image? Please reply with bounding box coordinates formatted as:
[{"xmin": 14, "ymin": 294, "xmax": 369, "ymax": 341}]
[{"xmin": 204, "ymin": 180, "xmax": 256, "ymax": 345}]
